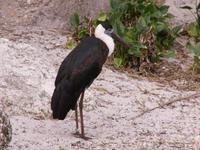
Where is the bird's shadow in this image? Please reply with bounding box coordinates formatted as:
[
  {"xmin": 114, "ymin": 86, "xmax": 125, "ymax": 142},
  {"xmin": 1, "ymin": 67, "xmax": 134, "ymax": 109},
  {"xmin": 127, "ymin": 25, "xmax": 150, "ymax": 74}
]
[{"xmin": 72, "ymin": 131, "xmax": 92, "ymax": 141}]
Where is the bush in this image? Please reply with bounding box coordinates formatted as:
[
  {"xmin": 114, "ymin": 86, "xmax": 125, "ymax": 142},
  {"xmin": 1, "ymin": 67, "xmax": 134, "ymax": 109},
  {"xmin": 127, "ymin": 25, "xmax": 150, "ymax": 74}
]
[
  {"xmin": 108, "ymin": 0, "xmax": 180, "ymax": 69},
  {"xmin": 182, "ymin": 1, "xmax": 200, "ymax": 74},
  {"xmin": 68, "ymin": 0, "xmax": 180, "ymax": 70}
]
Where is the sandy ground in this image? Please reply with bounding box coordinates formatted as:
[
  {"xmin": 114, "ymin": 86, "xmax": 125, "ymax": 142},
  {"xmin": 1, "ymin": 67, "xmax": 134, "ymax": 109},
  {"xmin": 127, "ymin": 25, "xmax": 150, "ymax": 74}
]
[
  {"xmin": 166, "ymin": 0, "xmax": 196, "ymax": 25},
  {"xmin": 0, "ymin": 0, "xmax": 200, "ymax": 150}
]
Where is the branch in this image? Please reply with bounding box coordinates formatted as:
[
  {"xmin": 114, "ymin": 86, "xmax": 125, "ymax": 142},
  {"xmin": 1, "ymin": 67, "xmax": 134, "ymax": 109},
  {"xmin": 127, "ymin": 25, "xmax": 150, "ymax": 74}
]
[{"xmin": 133, "ymin": 92, "xmax": 200, "ymax": 119}]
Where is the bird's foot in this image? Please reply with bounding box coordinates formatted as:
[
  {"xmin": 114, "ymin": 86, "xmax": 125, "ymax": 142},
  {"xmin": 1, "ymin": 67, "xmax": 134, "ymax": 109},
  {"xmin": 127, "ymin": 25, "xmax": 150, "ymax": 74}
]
[
  {"xmin": 72, "ymin": 130, "xmax": 80, "ymax": 137},
  {"xmin": 80, "ymin": 135, "xmax": 92, "ymax": 141},
  {"xmin": 72, "ymin": 132, "xmax": 92, "ymax": 140}
]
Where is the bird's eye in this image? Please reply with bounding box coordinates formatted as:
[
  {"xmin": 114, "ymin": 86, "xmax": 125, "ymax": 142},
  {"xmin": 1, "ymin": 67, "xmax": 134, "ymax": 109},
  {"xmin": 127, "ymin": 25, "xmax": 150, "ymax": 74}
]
[{"xmin": 107, "ymin": 28, "xmax": 113, "ymax": 33}]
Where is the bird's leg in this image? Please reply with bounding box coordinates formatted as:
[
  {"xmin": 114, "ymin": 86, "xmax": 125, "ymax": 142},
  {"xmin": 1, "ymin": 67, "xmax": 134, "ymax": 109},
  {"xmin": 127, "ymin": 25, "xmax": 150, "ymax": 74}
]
[
  {"xmin": 75, "ymin": 104, "xmax": 79, "ymax": 134},
  {"xmin": 79, "ymin": 91, "xmax": 91, "ymax": 140},
  {"xmin": 79, "ymin": 91, "xmax": 85, "ymax": 138},
  {"xmin": 72, "ymin": 104, "xmax": 80, "ymax": 137}
]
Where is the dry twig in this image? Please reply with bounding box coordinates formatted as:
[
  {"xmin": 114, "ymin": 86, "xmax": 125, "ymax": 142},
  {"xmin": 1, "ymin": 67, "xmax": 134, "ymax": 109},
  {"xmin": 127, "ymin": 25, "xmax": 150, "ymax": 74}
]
[{"xmin": 133, "ymin": 92, "xmax": 200, "ymax": 119}]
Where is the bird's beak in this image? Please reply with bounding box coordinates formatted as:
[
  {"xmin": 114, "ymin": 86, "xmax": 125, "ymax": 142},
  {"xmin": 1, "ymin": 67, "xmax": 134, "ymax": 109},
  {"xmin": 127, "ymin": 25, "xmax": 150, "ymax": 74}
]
[
  {"xmin": 111, "ymin": 32, "xmax": 131, "ymax": 49},
  {"xmin": 105, "ymin": 29, "xmax": 131, "ymax": 49}
]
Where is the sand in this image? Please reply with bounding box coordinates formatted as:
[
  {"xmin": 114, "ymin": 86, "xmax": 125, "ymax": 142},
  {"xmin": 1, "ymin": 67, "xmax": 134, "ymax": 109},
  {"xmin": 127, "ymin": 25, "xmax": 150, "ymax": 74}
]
[{"xmin": 0, "ymin": 0, "xmax": 199, "ymax": 149}]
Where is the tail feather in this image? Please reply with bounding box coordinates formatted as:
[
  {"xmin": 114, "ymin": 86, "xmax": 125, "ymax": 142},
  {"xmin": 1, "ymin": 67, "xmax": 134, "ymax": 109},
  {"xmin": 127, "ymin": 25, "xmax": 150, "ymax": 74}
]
[{"xmin": 51, "ymin": 80, "xmax": 79, "ymax": 120}]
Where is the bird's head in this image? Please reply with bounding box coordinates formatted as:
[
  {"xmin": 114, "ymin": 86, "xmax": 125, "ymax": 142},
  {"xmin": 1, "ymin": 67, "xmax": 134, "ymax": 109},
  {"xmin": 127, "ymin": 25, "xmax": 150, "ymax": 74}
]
[{"xmin": 95, "ymin": 23, "xmax": 130, "ymax": 56}]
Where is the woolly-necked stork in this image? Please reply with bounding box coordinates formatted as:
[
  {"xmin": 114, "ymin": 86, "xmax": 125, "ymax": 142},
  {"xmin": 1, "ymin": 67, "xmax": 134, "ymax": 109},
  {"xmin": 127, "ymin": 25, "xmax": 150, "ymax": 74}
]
[{"xmin": 51, "ymin": 23, "xmax": 127, "ymax": 139}]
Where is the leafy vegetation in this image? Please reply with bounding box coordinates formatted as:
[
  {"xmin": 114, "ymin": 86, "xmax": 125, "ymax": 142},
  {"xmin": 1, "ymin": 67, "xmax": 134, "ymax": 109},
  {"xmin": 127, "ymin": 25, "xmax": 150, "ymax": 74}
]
[
  {"xmin": 68, "ymin": 0, "xmax": 180, "ymax": 70},
  {"xmin": 182, "ymin": 1, "xmax": 200, "ymax": 74},
  {"xmin": 107, "ymin": 0, "xmax": 180, "ymax": 68},
  {"xmin": 67, "ymin": 12, "xmax": 106, "ymax": 48},
  {"xmin": 181, "ymin": 2, "xmax": 200, "ymax": 42},
  {"xmin": 187, "ymin": 42, "xmax": 200, "ymax": 73},
  {"xmin": 66, "ymin": 13, "xmax": 91, "ymax": 49}
]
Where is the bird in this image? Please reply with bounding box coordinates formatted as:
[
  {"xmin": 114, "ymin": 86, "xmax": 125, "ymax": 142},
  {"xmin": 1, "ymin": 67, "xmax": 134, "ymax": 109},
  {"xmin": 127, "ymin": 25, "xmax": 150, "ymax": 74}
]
[{"xmin": 51, "ymin": 23, "xmax": 128, "ymax": 139}]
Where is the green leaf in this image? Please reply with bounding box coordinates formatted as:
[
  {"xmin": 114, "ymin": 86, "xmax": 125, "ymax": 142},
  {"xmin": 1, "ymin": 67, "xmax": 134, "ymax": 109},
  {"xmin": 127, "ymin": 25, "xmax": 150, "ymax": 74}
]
[
  {"xmin": 186, "ymin": 42, "xmax": 194, "ymax": 51},
  {"xmin": 128, "ymin": 44, "xmax": 143, "ymax": 57},
  {"xmin": 187, "ymin": 42, "xmax": 200, "ymax": 56},
  {"xmin": 136, "ymin": 16, "xmax": 148, "ymax": 34},
  {"xmin": 138, "ymin": 16, "xmax": 147, "ymax": 27},
  {"xmin": 113, "ymin": 57, "xmax": 123, "ymax": 68},
  {"xmin": 155, "ymin": 22, "xmax": 167, "ymax": 32},
  {"xmin": 159, "ymin": 5, "xmax": 169, "ymax": 14},
  {"xmin": 124, "ymin": 28, "xmax": 138, "ymax": 43},
  {"xmin": 187, "ymin": 23, "xmax": 200, "ymax": 37},
  {"xmin": 163, "ymin": 50, "xmax": 176, "ymax": 58},
  {"xmin": 66, "ymin": 38, "xmax": 76, "ymax": 49},
  {"xmin": 78, "ymin": 29, "xmax": 89, "ymax": 39},
  {"xmin": 69, "ymin": 13, "xmax": 80, "ymax": 28},
  {"xmin": 110, "ymin": 0, "xmax": 120, "ymax": 10},
  {"xmin": 112, "ymin": 20, "xmax": 125, "ymax": 36},
  {"xmin": 98, "ymin": 12, "xmax": 108, "ymax": 22},
  {"xmin": 193, "ymin": 56, "xmax": 200, "ymax": 74},
  {"xmin": 172, "ymin": 25, "xmax": 182, "ymax": 35}
]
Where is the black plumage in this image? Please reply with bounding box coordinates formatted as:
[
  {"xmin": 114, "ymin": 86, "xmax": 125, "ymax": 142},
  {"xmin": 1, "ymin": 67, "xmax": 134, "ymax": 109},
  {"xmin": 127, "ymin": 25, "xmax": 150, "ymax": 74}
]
[
  {"xmin": 51, "ymin": 23, "xmax": 129, "ymax": 139},
  {"xmin": 51, "ymin": 36, "xmax": 109, "ymax": 120}
]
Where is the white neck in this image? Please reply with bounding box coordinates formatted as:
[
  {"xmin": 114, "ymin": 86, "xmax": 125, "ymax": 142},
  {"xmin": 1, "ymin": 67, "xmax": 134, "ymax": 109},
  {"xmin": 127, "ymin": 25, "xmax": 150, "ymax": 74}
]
[{"xmin": 94, "ymin": 24, "xmax": 115, "ymax": 57}]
